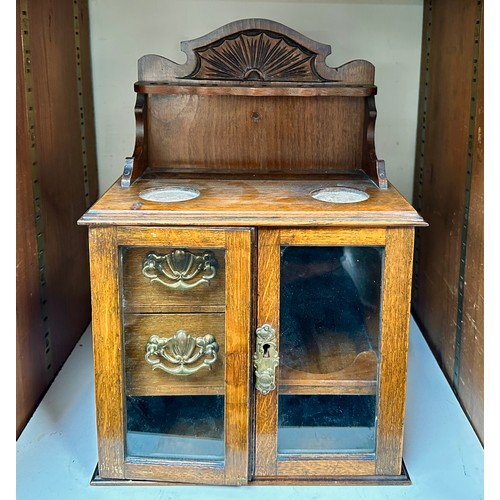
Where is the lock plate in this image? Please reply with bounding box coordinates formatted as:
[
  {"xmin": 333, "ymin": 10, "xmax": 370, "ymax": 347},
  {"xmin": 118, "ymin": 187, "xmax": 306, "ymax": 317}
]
[{"xmin": 254, "ymin": 324, "xmax": 279, "ymax": 395}]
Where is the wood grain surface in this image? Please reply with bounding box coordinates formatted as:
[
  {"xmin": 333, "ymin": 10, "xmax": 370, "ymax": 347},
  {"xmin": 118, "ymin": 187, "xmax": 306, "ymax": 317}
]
[
  {"xmin": 90, "ymin": 227, "xmax": 253, "ymax": 484},
  {"xmin": 279, "ymin": 351, "xmax": 377, "ymax": 395},
  {"xmin": 277, "ymin": 458, "xmax": 376, "ymax": 477},
  {"xmin": 412, "ymin": 0, "xmax": 483, "ymax": 443},
  {"xmin": 146, "ymin": 94, "xmax": 365, "ymax": 174},
  {"xmin": 124, "ymin": 461, "xmax": 225, "ymax": 485},
  {"xmin": 17, "ymin": 0, "xmax": 98, "ymax": 437},
  {"xmin": 28, "ymin": 0, "xmax": 97, "ymax": 368},
  {"xmin": 118, "ymin": 19, "xmax": 388, "ymax": 186},
  {"xmin": 223, "ymin": 229, "xmax": 253, "ymax": 484},
  {"xmin": 253, "ymin": 227, "xmax": 401, "ymax": 479},
  {"xmin": 137, "ymin": 19, "xmax": 375, "ymax": 85},
  {"xmin": 89, "ymin": 227, "xmax": 125, "ymax": 479},
  {"xmin": 81, "ymin": 17, "xmax": 423, "ymax": 485},
  {"xmin": 375, "ymin": 228, "xmax": 414, "ymax": 475},
  {"xmin": 458, "ymin": 3, "xmax": 484, "ymax": 442},
  {"xmin": 16, "ymin": 4, "xmax": 47, "ymax": 436},
  {"xmin": 124, "ymin": 313, "xmax": 226, "ymax": 396},
  {"xmin": 134, "ymin": 83, "xmax": 377, "ymax": 97},
  {"xmin": 254, "ymin": 229, "xmax": 281, "ymax": 477},
  {"xmin": 80, "ymin": 177, "xmax": 425, "ymax": 227},
  {"xmin": 122, "ymin": 247, "xmax": 225, "ymax": 312}
]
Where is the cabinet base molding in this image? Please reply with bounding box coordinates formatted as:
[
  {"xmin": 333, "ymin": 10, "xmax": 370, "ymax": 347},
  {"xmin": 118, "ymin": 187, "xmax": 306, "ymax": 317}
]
[{"xmin": 90, "ymin": 462, "xmax": 411, "ymax": 487}]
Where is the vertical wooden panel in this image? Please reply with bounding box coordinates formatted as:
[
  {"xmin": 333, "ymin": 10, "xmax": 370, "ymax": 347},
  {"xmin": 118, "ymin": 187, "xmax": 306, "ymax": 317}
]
[
  {"xmin": 88, "ymin": 227, "xmax": 125, "ymax": 479},
  {"xmin": 376, "ymin": 228, "xmax": 414, "ymax": 475},
  {"xmin": 412, "ymin": 0, "xmax": 477, "ymax": 378},
  {"xmin": 27, "ymin": 0, "xmax": 98, "ymax": 370},
  {"xmin": 224, "ymin": 230, "xmax": 253, "ymax": 484},
  {"xmin": 16, "ymin": 0, "xmax": 98, "ymax": 437},
  {"xmin": 16, "ymin": 1, "xmax": 47, "ymax": 437},
  {"xmin": 254, "ymin": 228, "xmax": 281, "ymax": 477},
  {"xmin": 458, "ymin": 6, "xmax": 484, "ymax": 443},
  {"xmin": 147, "ymin": 95, "xmax": 364, "ymax": 174},
  {"xmin": 412, "ymin": 0, "xmax": 483, "ymax": 442}
]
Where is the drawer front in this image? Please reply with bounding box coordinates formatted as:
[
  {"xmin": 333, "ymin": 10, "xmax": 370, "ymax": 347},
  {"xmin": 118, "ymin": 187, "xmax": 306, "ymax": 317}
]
[
  {"xmin": 124, "ymin": 313, "xmax": 226, "ymax": 396},
  {"xmin": 121, "ymin": 247, "xmax": 226, "ymax": 312}
]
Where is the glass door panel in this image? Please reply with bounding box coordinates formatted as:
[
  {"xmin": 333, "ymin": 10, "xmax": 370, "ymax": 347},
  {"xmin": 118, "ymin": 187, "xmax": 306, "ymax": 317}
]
[
  {"xmin": 278, "ymin": 245, "xmax": 383, "ymax": 456},
  {"xmin": 278, "ymin": 394, "xmax": 376, "ymax": 455},
  {"xmin": 120, "ymin": 245, "xmax": 226, "ymax": 465},
  {"xmin": 126, "ymin": 395, "xmax": 225, "ymax": 461}
]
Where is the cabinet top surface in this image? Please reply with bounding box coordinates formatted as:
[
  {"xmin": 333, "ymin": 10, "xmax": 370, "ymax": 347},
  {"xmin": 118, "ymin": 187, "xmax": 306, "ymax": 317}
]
[{"xmin": 79, "ymin": 172, "xmax": 425, "ymax": 227}]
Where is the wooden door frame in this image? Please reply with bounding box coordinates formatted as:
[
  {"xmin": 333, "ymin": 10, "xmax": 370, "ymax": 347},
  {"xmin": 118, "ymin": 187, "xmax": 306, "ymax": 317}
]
[
  {"xmin": 88, "ymin": 226, "xmax": 253, "ymax": 485},
  {"xmin": 253, "ymin": 227, "xmax": 414, "ymax": 479}
]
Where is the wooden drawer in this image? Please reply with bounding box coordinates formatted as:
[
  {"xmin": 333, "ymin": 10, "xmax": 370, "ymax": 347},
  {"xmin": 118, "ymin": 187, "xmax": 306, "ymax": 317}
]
[
  {"xmin": 121, "ymin": 247, "xmax": 226, "ymax": 312},
  {"xmin": 124, "ymin": 313, "xmax": 225, "ymax": 396}
]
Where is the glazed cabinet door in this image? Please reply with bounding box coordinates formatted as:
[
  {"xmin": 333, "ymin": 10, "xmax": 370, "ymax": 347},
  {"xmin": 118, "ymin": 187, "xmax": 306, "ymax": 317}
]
[
  {"xmin": 254, "ymin": 227, "xmax": 414, "ymax": 480},
  {"xmin": 88, "ymin": 226, "xmax": 253, "ymax": 485}
]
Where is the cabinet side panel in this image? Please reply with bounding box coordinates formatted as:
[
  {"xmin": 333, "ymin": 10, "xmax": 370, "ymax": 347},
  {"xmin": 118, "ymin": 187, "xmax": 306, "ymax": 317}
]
[
  {"xmin": 376, "ymin": 228, "xmax": 414, "ymax": 475},
  {"xmin": 89, "ymin": 227, "xmax": 125, "ymax": 479}
]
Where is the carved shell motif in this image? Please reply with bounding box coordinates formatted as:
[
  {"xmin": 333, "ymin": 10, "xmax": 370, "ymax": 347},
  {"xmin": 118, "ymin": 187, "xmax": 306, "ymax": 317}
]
[{"xmin": 187, "ymin": 31, "xmax": 324, "ymax": 82}]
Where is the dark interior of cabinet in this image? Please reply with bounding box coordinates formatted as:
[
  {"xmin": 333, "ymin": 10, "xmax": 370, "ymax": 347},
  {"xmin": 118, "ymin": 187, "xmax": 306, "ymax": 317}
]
[{"xmin": 279, "ymin": 245, "xmax": 382, "ymax": 394}]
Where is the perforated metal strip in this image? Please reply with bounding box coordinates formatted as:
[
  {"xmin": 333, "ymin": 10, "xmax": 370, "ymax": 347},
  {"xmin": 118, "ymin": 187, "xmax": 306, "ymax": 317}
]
[
  {"xmin": 73, "ymin": 0, "xmax": 91, "ymax": 208},
  {"xmin": 19, "ymin": 0, "xmax": 53, "ymax": 377},
  {"xmin": 412, "ymin": 0, "xmax": 433, "ymax": 302}
]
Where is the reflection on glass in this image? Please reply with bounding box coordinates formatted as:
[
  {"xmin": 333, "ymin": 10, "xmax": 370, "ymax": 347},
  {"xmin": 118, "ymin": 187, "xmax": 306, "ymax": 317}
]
[
  {"xmin": 278, "ymin": 246, "xmax": 383, "ymax": 455},
  {"xmin": 278, "ymin": 395, "xmax": 376, "ymax": 454},
  {"xmin": 280, "ymin": 246, "xmax": 383, "ymax": 374},
  {"xmin": 126, "ymin": 395, "xmax": 224, "ymax": 461}
]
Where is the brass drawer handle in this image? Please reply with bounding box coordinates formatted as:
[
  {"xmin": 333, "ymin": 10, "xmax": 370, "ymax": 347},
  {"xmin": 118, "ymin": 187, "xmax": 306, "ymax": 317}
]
[
  {"xmin": 145, "ymin": 330, "xmax": 219, "ymax": 376},
  {"xmin": 254, "ymin": 324, "xmax": 279, "ymax": 395},
  {"xmin": 142, "ymin": 249, "xmax": 218, "ymax": 290}
]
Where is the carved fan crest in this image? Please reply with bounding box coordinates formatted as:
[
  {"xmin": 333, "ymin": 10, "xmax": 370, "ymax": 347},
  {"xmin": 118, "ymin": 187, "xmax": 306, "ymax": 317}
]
[{"xmin": 187, "ymin": 31, "xmax": 325, "ymax": 82}]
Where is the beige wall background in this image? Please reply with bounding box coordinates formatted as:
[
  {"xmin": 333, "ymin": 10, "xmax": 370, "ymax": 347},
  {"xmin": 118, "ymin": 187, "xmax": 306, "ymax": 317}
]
[{"xmin": 88, "ymin": 0, "xmax": 423, "ymax": 201}]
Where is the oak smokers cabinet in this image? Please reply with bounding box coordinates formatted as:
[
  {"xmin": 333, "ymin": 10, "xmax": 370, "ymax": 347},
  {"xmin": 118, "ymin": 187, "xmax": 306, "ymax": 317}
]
[{"xmin": 79, "ymin": 19, "xmax": 426, "ymax": 486}]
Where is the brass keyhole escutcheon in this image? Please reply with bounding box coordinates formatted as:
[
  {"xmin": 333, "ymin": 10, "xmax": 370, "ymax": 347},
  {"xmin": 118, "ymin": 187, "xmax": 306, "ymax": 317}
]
[{"xmin": 254, "ymin": 324, "xmax": 279, "ymax": 395}]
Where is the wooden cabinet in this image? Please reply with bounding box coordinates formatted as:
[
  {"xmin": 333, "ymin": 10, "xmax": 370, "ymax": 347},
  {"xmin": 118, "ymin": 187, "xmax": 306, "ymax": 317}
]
[
  {"xmin": 79, "ymin": 20, "xmax": 425, "ymax": 485},
  {"xmin": 85, "ymin": 225, "xmax": 415, "ymax": 485}
]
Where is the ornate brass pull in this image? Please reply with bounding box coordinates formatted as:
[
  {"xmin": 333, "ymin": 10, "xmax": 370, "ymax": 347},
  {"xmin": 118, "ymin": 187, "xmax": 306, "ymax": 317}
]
[
  {"xmin": 145, "ymin": 330, "xmax": 219, "ymax": 376},
  {"xmin": 142, "ymin": 249, "xmax": 218, "ymax": 290},
  {"xmin": 254, "ymin": 324, "xmax": 279, "ymax": 395}
]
